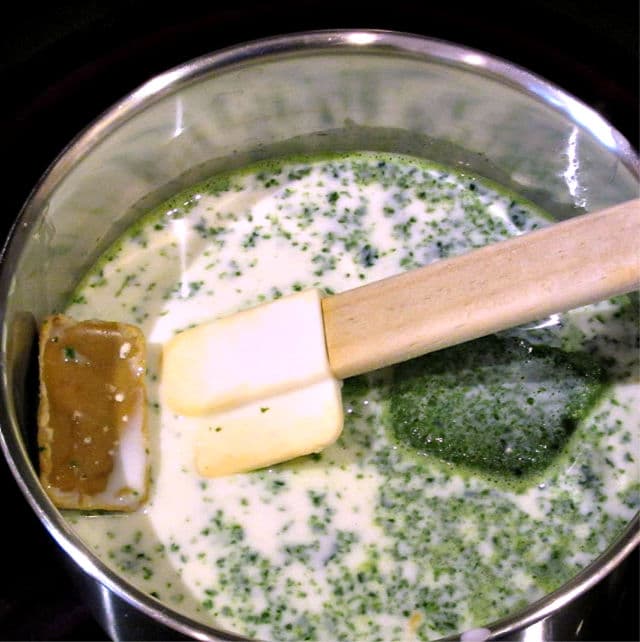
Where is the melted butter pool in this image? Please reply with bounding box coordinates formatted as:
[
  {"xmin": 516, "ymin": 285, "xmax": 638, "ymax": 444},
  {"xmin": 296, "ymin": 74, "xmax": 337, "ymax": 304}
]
[{"xmin": 65, "ymin": 153, "xmax": 639, "ymax": 641}]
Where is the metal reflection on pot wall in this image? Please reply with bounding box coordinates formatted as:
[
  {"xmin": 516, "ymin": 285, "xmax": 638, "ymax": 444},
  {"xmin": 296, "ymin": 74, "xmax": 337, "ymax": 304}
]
[
  {"xmin": 527, "ymin": 78, "xmax": 620, "ymax": 153},
  {"xmin": 0, "ymin": 30, "xmax": 637, "ymax": 642},
  {"xmin": 562, "ymin": 128, "xmax": 586, "ymax": 209}
]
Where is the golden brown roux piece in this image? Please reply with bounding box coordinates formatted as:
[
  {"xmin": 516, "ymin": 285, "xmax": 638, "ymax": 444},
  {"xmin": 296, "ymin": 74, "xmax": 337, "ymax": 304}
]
[{"xmin": 38, "ymin": 315, "xmax": 149, "ymax": 511}]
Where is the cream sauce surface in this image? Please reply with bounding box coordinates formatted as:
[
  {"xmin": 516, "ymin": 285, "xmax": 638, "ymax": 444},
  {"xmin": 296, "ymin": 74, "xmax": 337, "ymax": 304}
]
[{"xmin": 65, "ymin": 153, "xmax": 639, "ymax": 641}]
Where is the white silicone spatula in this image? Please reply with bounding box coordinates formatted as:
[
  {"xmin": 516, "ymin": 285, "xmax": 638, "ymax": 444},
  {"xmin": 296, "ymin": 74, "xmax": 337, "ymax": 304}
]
[
  {"xmin": 163, "ymin": 197, "xmax": 639, "ymax": 477},
  {"xmin": 322, "ymin": 197, "xmax": 640, "ymax": 378}
]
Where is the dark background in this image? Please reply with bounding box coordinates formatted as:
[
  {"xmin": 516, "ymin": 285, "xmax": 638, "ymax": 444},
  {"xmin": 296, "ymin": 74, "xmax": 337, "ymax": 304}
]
[{"xmin": 1, "ymin": 1, "xmax": 638, "ymax": 640}]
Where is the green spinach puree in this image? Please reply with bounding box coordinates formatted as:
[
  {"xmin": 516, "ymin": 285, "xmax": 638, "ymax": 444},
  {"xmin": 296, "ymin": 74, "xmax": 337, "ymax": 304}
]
[{"xmin": 388, "ymin": 335, "xmax": 606, "ymax": 480}]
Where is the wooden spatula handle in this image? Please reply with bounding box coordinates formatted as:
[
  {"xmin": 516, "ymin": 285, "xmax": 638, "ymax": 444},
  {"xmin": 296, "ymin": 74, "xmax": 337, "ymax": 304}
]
[{"xmin": 322, "ymin": 198, "xmax": 640, "ymax": 380}]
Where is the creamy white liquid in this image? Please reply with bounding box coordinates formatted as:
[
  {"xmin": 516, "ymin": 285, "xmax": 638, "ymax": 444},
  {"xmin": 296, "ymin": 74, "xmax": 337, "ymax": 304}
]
[{"xmin": 65, "ymin": 153, "xmax": 639, "ymax": 641}]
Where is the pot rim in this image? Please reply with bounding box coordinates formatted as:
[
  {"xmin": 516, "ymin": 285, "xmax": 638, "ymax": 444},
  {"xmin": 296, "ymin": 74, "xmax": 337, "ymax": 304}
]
[{"xmin": 1, "ymin": 28, "xmax": 638, "ymax": 642}]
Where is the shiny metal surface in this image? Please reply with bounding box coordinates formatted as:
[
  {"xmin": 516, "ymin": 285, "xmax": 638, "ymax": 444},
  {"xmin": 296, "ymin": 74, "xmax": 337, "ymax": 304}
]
[{"xmin": 0, "ymin": 29, "xmax": 638, "ymax": 641}]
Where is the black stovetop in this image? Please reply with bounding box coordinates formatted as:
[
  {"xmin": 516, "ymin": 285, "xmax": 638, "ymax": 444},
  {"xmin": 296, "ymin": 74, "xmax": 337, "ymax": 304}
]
[{"xmin": 1, "ymin": 2, "xmax": 638, "ymax": 640}]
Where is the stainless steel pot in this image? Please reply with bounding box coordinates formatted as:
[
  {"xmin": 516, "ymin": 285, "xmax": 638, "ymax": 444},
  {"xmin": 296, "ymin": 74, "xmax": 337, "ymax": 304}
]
[{"xmin": 1, "ymin": 29, "xmax": 638, "ymax": 641}]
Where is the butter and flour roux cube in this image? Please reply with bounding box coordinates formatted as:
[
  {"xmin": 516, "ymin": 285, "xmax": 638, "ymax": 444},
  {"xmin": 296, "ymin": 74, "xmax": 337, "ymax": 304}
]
[{"xmin": 38, "ymin": 315, "xmax": 149, "ymax": 511}]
